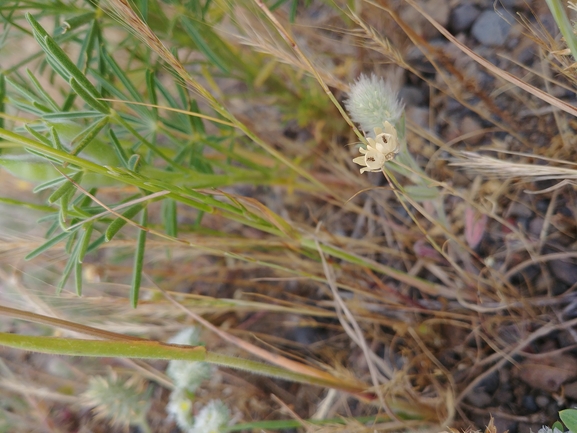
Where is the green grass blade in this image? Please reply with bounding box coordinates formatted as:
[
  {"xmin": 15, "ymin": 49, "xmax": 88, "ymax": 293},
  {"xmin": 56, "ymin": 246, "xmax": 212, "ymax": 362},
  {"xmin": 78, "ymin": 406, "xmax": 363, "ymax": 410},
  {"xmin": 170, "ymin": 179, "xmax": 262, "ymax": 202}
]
[
  {"xmin": 162, "ymin": 198, "xmax": 177, "ymax": 237},
  {"xmin": 130, "ymin": 207, "xmax": 147, "ymax": 308},
  {"xmin": 180, "ymin": 16, "xmax": 230, "ymax": 74}
]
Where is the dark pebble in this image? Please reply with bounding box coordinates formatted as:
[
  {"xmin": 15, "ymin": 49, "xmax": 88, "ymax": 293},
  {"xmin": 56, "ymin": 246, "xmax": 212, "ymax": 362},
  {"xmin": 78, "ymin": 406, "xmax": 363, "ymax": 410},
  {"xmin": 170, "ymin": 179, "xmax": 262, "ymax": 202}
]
[{"xmin": 522, "ymin": 395, "xmax": 538, "ymax": 412}]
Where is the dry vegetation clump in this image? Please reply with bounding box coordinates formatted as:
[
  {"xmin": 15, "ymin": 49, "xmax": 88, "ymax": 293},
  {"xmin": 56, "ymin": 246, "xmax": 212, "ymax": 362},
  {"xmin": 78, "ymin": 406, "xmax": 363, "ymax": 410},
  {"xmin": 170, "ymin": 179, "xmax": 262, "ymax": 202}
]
[{"xmin": 0, "ymin": 0, "xmax": 576, "ymax": 432}]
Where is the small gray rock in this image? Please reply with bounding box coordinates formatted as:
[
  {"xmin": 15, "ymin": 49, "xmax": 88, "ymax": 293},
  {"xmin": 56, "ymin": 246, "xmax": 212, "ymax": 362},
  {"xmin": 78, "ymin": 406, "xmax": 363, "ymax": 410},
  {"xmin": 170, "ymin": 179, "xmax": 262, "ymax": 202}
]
[
  {"xmin": 535, "ymin": 395, "xmax": 549, "ymax": 408},
  {"xmin": 450, "ymin": 4, "xmax": 480, "ymax": 33},
  {"xmin": 471, "ymin": 11, "xmax": 511, "ymax": 46},
  {"xmin": 465, "ymin": 391, "xmax": 492, "ymax": 407},
  {"xmin": 549, "ymin": 258, "xmax": 577, "ymax": 286}
]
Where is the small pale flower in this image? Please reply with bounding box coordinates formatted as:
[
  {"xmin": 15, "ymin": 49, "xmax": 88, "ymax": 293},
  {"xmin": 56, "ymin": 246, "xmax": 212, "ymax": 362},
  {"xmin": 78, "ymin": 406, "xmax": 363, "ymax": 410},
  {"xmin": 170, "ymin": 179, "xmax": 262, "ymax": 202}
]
[{"xmin": 353, "ymin": 121, "xmax": 399, "ymax": 173}]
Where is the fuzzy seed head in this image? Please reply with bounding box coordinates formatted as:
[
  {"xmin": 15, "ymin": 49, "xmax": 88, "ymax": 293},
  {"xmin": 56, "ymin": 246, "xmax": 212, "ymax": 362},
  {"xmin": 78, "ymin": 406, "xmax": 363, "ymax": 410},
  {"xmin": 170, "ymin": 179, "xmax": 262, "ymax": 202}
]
[
  {"xmin": 166, "ymin": 389, "xmax": 195, "ymax": 431},
  {"xmin": 190, "ymin": 400, "xmax": 230, "ymax": 433},
  {"xmin": 167, "ymin": 360, "xmax": 213, "ymax": 392},
  {"xmin": 166, "ymin": 327, "xmax": 213, "ymax": 392},
  {"xmin": 345, "ymin": 73, "xmax": 403, "ymax": 133},
  {"xmin": 81, "ymin": 374, "xmax": 148, "ymax": 429}
]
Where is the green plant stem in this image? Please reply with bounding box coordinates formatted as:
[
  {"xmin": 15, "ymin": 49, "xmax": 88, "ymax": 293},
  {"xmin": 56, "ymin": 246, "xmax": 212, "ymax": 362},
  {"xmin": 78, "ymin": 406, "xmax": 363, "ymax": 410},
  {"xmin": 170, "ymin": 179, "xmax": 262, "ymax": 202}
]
[{"xmin": 0, "ymin": 332, "xmax": 366, "ymax": 394}]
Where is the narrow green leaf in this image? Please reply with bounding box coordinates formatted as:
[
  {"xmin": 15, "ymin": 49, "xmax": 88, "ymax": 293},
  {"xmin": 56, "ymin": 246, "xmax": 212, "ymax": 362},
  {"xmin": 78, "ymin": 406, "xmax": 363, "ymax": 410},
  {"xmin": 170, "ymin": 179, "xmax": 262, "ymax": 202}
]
[
  {"xmin": 130, "ymin": 207, "xmax": 147, "ymax": 308},
  {"xmin": 24, "ymin": 124, "xmax": 53, "ymax": 147},
  {"xmin": 127, "ymin": 154, "xmax": 141, "ymax": 171},
  {"xmin": 64, "ymin": 230, "xmax": 77, "ymax": 255},
  {"xmin": 135, "ymin": 0, "xmax": 148, "ymax": 21},
  {"xmin": 48, "ymin": 171, "xmax": 83, "ymax": 204},
  {"xmin": 69, "ymin": 78, "xmax": 109, "ymax": 114},
  {"xmin": 289, "ymin": 0, "xmax": 298, "ymax": 22},
  {"xmin": 101, "ymin": 49, "xmax": 143, "ymax": 103},
  {"xmin": 23, "ymin": 147, "xmax": 65, "ymax": 164},
  {"xmin": 69, "ymin": 116, "xmax": 108, "ymax": 156},
  {"xmin": 86, "ymin": 234, "xmax": 106, "ymax": 254},
  {"xmin": 108, "ymin": 129, "xmax": 129, "ymax": 167},
  {"xmin": 83, "ymin": 20, "xmax": 100, "ymax": 74},
  {"xmin": 0, "ymin": 74, "xmax": 4, "ymax": 131},
  {"xmin": 163, "ymin": 199, "xmax": 177, "ymax": 237},
  {"xmin": 145, "ymin": 69, "xmax": 158, "ymax": 119},
  {"xmin": 105, "ymin": 203, "xmax": 144, "ymax": 242},
  {"xmin": 61, "ymin": 92, "xmax": 77, "ymax": 111},
  {"xmin": 188, "ymin": 99, "xmax": 205, "ymax": 134},
  {"xmin": 49, "ymin": 127, "xmax": 64, "ymax": 151},
  {"xmin": 43, "ymin": 111, "xmax": 103, "ymax": 120},
  {"xmin": 58, "ymin": 237, "xmax": 83, "ymax": 294},
  {"xmin": 25, "ymin": 13, "xmax": 50, "ymax": 40},
  {"xmin": 31, "ymin": 101, "xmax": 52, "ymax": 113},
  {"xmin": 59, "ymin": 190, "xmax": 73, "ymax": 226},
  {"xmin": 78, "ymin": 221, "xmax": 94, "ymax": 264},
  {"xmin": 26, "ymin": 69, "xmax": 59, "ymax": 110},
  {"xmin": 154, "ymin": 77, "xmax": 191, "ymax": 133},
  {"xmin": 54, "ymin": 12, "xmax": 96, "ymax": 36},
  {"xmin": 180, "ymin": 17, "xmax": 230, "ymax": 73},
  {"xmin": 77, "ymin": 187, "xmax": 97, "ymax": 208},
  {"xmin": 74, "ymin": 261, "xmax": 83, "ymax": 296},
  {"xmin": 25, "ymin": 230, "xmax": 74, "ymax": 260},
  {"xmin": 0, "ymin": 197, "xmax": 54, "ymax": 212},
  {"xmin": 75, "ymin": 18, "xmax": 97, "ymax": 71},
  {"xmin": 33, "ymin": 176, "xmax": 68, "ymax": 193},
  {"xmin": 43, "ymin": 34, "xmax": 102, "ymax": 99},
  {"xmin": 5, "ymin": 76, "xmax": 44, "ymax": 105},
  {"xmin": 9, "ymin": 99, "xmax": 47, "ymax": 116}
]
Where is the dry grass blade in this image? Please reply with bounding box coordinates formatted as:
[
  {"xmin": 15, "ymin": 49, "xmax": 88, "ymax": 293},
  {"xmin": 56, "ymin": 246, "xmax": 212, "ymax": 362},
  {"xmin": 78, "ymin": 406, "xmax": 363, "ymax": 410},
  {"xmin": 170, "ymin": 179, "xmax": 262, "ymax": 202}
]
[{"xmin": 452, "ymin": 151, "xmax": 577, "ymax": 181}]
